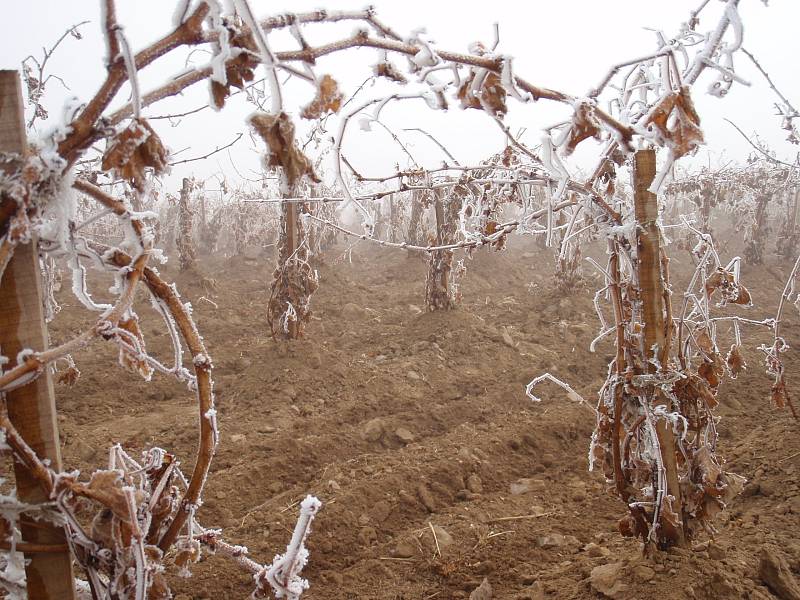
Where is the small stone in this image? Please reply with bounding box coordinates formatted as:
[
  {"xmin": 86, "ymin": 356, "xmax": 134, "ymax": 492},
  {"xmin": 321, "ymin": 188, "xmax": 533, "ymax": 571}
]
[
  {"xmin": 708, "ymin": 543, "xmax": 726, "ymax": 561},
  {"xmin": 741, "ymin": 482, "xmax": 760, "ymax": 497},
  {"xmin": 342, "ymin": 303, "xmax": 367, "ymax": 320},
  {"xmin": 633, "ymin": 565, "xmax": 655, "ymax": 582},
  {"xmin": 393, "ymin": 539, "xmax": 416, "ymax": 558},
  {"xmin": 759, "ymin": 547, "xmax": 800, "ymax": 600},
  {"xmin": 466, "ymin": 474, "xmax": 484, "ymax": 494},
  {"xmin": 327, "ymin": 480, "xmax": 341, "ymax": 492},
  {"xmin": 408, "ymin": 304, "xmax": 422, "ymax": 314},
  {"xmin": 358, "ymin": 527, "xmax": 378, "ymax": 546},
  {"xmin": 417, "ymin": 484, "xmax": 437, "ymax": 512},
  {"xmin": 469, "ymin": 578, "xmax": 493, "ymax": 600},
  {"xmin": 230, "ymin": 433, "xmax": 246, "ymax": 443},
  {"xmin": 590, "ymin": 562, "xmax": 626, "ymax": 598},
  {"xmin": 259, "ymin": 425, "xmax": 277, "ymax": 434},
  {"xmin": 407, "ymin": 370, "xmax": 421, "ymax": 380},
  {"xmin": 430, "ymin": 525, "xmax": 454, "ymax": 549},
  {"xmin": 362, "ymin": 418, "xmax": 385, "ymax": 442},
  {"xmin": 585, "ymin": 543, "xmax": 611, "ymax": 558},
  {"xmin": 395, "ymin": 427, "xmax": 415, "ymax": 444},
  {"xmin": 501, "ymin": 327, "xmax": 516, "ymax": 348}
]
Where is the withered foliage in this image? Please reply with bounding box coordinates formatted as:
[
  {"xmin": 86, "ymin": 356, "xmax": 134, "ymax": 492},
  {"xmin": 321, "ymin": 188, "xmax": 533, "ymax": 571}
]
[
  {"xmin": 457, "ymin": 71, "xmax": 507, "ymax": 117},
  {"xmin": 648, "ymin": 86, "xmax": 703, "ymax": 159},
  {"xmin": 373, "ymin": 60, "xmax": 408, "ymax": 84},
  {"xmin": 562, "ymin": 101, "xmax": 602, "ymax": 156},
  {"xmin": 210, "ymin": 26, "xmax": 260, "ymax": 109},
  {"xmin": 249, "ymin": 112, "xmax": 319, "ymax": 186},
  {"xmin": 101, "ymin": 119, "xmax": 168, "ymax": 192},
  {"xmin": 301, "ymin": 74, "xmax": 344, "ymax": 119}
]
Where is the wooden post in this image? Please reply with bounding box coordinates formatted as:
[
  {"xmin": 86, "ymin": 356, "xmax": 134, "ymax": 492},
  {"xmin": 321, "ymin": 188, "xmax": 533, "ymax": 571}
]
[
  {"xmin": 632, "ymin": 148, "xmax": 685, "ymax": 547},
  {"xmin": 0, "ymin": 70, "xmax": 76, "ymax": 599}
]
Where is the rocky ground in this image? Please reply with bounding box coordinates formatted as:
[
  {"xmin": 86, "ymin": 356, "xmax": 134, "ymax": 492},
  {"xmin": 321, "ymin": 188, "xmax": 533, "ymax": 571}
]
[{"xmin": 31, "ymin": 234, "xmax": 800, "ymax": 599}]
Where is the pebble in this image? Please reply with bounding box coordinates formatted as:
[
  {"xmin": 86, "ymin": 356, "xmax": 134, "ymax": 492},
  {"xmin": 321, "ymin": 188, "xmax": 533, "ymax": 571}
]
[
  {"xmin": 395, "ymin": 427, "xmax": 415, "ymax": 444},
  {"xmin": 466, "ymin": 474, "xmax": 484, "ymax": 494},
  {"xmin": 362, "ymin": 418, "xmax": 385, "ymax": 442},
  {"xmin": 584, "ymin": 543, "xmax": 610, "ymax": 558},
  {"xmin": 469, "ymin": 578, "xmax": 493, "ymax": 600},
  {"xmin": 590, "ymin": 562, "xmax": 626, "ymax": 598},
  {"xmin": 633, "ymin": 565, "xmax": 655, "ymax": 582}
]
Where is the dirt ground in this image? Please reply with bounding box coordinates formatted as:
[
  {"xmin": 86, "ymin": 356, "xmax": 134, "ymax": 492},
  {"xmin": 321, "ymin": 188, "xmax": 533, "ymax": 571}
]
[{"xmin": 41, "ymin": 232, "xmax": 800, "ymax": 599}]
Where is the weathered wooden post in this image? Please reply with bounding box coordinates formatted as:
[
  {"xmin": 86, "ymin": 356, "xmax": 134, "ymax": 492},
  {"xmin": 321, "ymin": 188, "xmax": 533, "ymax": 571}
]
[
  {"xmin": 0, "ymin": 70, "xmax": 76, "ymax": 599},
  {"xmin": 632, "ymin": 148, "xmax": 685, "ymax": 547}
]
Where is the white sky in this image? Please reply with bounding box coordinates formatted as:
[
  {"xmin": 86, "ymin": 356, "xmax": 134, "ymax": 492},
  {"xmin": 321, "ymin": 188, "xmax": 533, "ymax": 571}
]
[{"xmin": 2, "ymin": 1, "xmax": 799, "ymax": 194}]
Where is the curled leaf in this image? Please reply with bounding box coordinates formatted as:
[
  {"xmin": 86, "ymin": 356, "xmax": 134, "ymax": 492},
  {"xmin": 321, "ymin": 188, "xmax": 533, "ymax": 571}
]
[
  {"xmin": 57, "ymin": 365, "xmax": 81, "ymax": 386},
  {"xmin": 726, "ymin": 344, "xmax": 746, "ymax": 377},
  {"xmin": 457, "ymin": 71, "xmax": 507, "ymax": 117},
  {"xmin": 648, "ymin": 86, "xmax": 703, "ymax": 159},
  {"xmin": 374, "ymin": 60, "xmax": 407, "ymax": 84},
  {"xmin": 562, "ymin": 100, "xmax": 602, "ymax": 155},
  {"xmin": 210, "ymin": 26, "xmax": 259, "ymax": 109},
  {"xmin": 301, "ymin": 75, "xmax": 343, "ymax": 120},
  {"xmin": 249, "ymin": 112, "xmax": 319, "ymax": 186},
  {"xmin": 101, "ymin": 119, "xmax": 168, "ymax": 191}
]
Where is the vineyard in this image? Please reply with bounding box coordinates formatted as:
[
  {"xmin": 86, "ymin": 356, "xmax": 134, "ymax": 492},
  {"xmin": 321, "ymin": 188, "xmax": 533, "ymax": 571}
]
[{"xmin": 1, "ymin": 1, "xmax": 800, "ymax": 599}]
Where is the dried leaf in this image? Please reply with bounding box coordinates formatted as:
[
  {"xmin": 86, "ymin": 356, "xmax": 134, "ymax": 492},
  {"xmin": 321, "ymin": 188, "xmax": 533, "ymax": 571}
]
[
  {"xmin": 209, "ymin": 26, "xmax": 259, "ymax": 109},
  {"xmin": 457, "ymin": 71, "xmax": 507, "ymax": 117},
  {"xmin": 563, "ymin": 101, "xmax": 602, "ymax": 155},
  {"xmin": 729, "ymin": 285, "xmax": 752, "ymax": 305},
  {"xmin": 726, "ymin": 344, "xmax": 746, "ymax": 377},
  {"xmin": 649, "ymin": 86, "xmax": 704, "ymax": 159},
  {"xmin": 301, "ymin": 75, "xmax": 343, "ymax": 119},
  {"xmin": 249, "ymin": 112, "xmax": 319, "ymax": 186},
  {"xmin": 57, "ymin": 365, "xmax": 81, "ymax": 386},
  {"xmin": 101, "ymin": 119, "xmax": 168, "ymax": 191},
  {"xmin": 374, "ymin": 60, "xmax": 408, "ymax": 84},
  {"xmin": 75, "ymin": 470, "xmax": 131, "ymax": 522}
]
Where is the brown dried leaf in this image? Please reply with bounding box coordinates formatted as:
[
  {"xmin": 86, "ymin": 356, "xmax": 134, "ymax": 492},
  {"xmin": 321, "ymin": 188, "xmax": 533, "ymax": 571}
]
[
  {"xmin": 118, "ymin": 315, "xmax": 153, "ymax": 380},
  {"xmin": 209, "ymin": 27, "xmax": 259, "ymax": 109},
  {"xmin": 771, "ymin": 377, "xmax": 788, "ymax": 409},
  {"xmin": 301, "ymin": 75, "xmax": 343, "ymax": 119},
  {"xmin": 698, "ymin": 360, "xmax": 722, "ymax": 389},
  {"xmin": 249, "ymin": 112, "xmax": 319, "ymax": 186},
  {"xmin": 729, "ymin": 284, "xmax": 752, "ymax": 305},
  {"xmin": 57, "ymin": 365, "xmax": 81, "ymax": 386},
  {"xmin": 75, "ymin": 470, "xmax": 131, "ymax": 522},
  {"xmin": 457, "ymin": 71, "xmax": 507, "ymax": 116},
  {"xmin": 374, "ymin": 60, "xmax": 408, "ymax": 84},
  {"xmin": 649, "ymin": 86, "xmax": 704, "ymax": 159},
  {"xmin": 101, "ymin": 119, "xmax": 168, "ymax": 191},
  {"xmin": 563, "ymin": 101, "xmax": 602, "ymax": 155},
  {"xmin": 726, "ymin": 344, "xmax": 746, "ymax": 377}
]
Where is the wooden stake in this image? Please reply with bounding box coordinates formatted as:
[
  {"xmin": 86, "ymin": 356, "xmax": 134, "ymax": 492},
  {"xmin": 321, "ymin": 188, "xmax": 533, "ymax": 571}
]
[
  {"xmin": 0, "ymin": 70, "xmax": 76, "ymax": 600},
  {"xmin": 632, "ymin": 148, "xmax": 685, "ymax": 547}
]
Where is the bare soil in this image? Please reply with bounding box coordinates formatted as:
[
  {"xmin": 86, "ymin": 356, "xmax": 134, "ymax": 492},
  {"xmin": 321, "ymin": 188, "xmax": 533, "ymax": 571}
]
[{"xmin": 46, "ymin": 237, "xmax": 800, "ymax": 599}]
